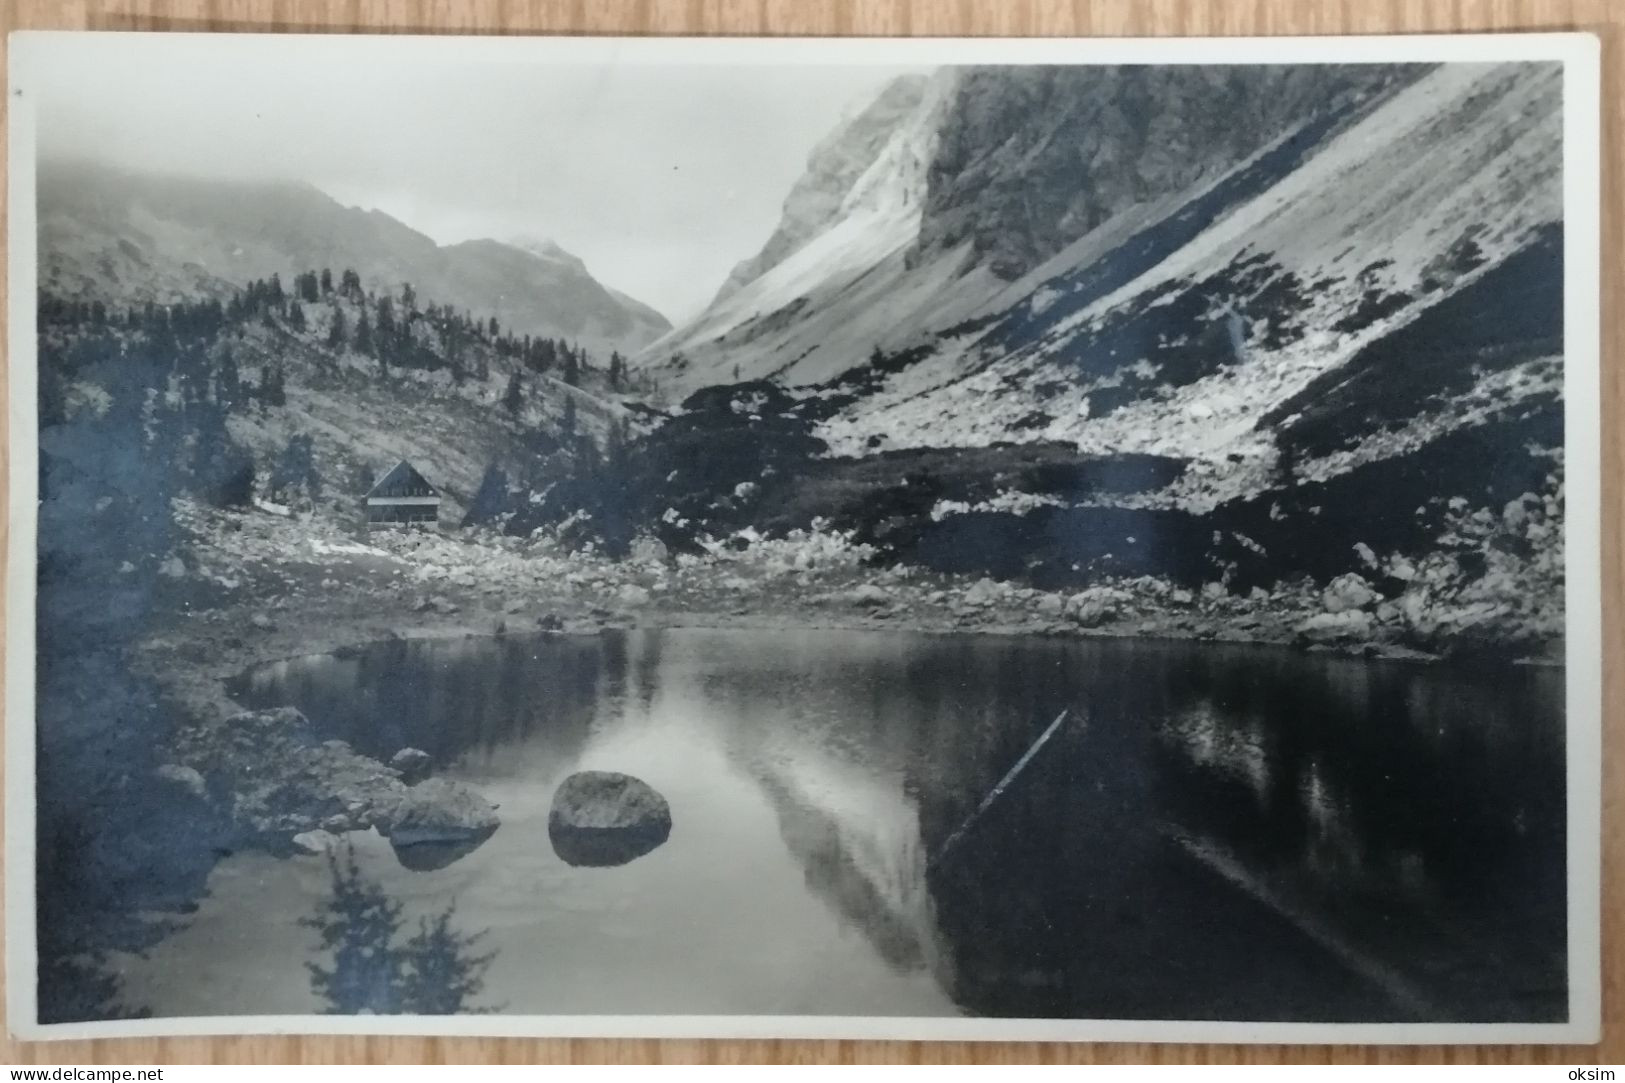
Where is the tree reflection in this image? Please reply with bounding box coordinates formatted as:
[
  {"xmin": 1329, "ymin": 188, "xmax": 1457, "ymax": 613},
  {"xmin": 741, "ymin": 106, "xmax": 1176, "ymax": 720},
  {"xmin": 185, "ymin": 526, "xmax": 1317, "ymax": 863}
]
[{"xmin": 302, "ymin": 846, "xmax": 497, "ymax": 1015}]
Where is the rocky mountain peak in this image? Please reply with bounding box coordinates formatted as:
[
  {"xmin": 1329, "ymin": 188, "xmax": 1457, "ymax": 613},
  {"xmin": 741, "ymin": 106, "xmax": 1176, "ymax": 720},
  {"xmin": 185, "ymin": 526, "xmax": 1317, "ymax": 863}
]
[
  {"xmin": 708, "ymin": 72, "xmax": 935, "ymax": 305},
  {"xmin": 506, "ymin": 234, "xmax": 586, "ymax": 270}
]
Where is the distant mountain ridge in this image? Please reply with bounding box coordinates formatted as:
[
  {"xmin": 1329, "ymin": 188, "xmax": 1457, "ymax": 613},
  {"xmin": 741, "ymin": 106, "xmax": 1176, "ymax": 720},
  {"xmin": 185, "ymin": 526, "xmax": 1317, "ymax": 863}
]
[{"xmin": 37, "ymin": 160, "xmax": 671, "ymax": 357}]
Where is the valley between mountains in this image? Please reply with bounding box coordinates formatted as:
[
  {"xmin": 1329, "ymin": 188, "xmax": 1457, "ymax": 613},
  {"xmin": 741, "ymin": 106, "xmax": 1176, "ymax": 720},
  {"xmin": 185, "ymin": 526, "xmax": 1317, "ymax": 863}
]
[{"xmin": 33, "ymin": 59, "xmax": 1568, "ymax": 1021}]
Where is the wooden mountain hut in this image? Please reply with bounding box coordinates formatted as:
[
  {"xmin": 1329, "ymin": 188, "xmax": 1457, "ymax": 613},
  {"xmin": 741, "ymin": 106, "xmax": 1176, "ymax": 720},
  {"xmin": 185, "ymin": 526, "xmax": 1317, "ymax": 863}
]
[{"xmin": 364, "ymin": 460, "xmax": 442, "ymax": 527}]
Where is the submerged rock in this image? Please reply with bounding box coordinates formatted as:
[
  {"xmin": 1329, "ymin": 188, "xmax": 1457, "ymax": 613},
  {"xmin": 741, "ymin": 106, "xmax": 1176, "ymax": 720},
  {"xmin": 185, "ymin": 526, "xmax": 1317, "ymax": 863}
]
[
  {"xmin": 389, "ymin": 747, "xmax": 433, "ymax": 785},
  {"xmin": 548, "ymin": 770, "xmax": 672, "ymax": 868}
]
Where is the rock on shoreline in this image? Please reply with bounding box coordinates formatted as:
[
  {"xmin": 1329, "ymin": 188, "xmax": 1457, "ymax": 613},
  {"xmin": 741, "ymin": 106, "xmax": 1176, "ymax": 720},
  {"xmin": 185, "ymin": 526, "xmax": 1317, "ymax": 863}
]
[
  {"xmin": 377, "ymin": 777, "xmax": 500, "ymax": 847},
  {"xmin": 175, "ymin": 706, "xmax": 499, "ymax": 851}
]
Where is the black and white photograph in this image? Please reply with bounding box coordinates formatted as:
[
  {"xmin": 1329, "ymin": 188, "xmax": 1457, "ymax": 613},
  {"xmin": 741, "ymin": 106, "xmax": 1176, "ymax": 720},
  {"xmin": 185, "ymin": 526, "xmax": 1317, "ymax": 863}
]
[{"xmin": 5, "ymin": 31, "xmax": 1601, "ymax": 1042}]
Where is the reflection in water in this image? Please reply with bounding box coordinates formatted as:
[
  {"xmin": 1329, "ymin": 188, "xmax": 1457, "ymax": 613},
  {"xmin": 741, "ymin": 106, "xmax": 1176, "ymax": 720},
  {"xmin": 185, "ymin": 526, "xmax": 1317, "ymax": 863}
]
[
  {"xmin": 133, "ymin": 628, "xmax": 1567, "ymax": 1022},
  {"xmin": 548, "ymin": 822, "xmax": 671, "ymax": 868},
  {"xmin": 392, "ymin": 837, "xmax": 491, "ymax": 873},
  {"xmin": 302, "ymin": 846, "xmax": 495, "ymax": 1014},
  {"xmin": 750, "ymin": 763, "xmax": 936, "ymax": 973}
]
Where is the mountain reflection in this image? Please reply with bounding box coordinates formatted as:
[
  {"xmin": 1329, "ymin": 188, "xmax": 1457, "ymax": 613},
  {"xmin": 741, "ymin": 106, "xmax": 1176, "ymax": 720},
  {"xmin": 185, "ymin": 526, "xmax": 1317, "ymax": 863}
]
[
  {"xmin": 750, "ymin": 769, "xmax": 937, "ymax": 972},
  {"xmin": 219, "ymin": 628, "xmax": 1566, "ymax": 1024}
]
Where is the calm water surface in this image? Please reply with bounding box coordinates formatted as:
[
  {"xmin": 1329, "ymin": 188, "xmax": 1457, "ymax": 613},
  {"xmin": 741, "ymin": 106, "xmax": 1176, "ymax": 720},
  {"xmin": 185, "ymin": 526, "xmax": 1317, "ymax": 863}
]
[{"xmin": 115, "ymin": 628, "xmax": 1566, "ymax": 1022}]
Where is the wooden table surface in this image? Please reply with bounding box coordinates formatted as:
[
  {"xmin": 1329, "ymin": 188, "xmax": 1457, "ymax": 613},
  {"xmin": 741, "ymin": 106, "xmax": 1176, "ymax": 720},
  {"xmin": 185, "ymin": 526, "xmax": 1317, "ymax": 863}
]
[{"xmin": 1, "ymin": 0, "xmax": 1618, "ymax": 1066}]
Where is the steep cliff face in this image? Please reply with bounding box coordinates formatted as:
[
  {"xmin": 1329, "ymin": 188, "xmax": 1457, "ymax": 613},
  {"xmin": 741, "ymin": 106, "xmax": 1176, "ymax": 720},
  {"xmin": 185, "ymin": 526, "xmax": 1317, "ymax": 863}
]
[
  {"xmin": 909, "ymin": 64, "xmax": 1420, "ymax": 280},
  {"xmin": 39, "ymin": 162, "xmax": 671, "ymax": 356},
  {"xmin": 817, "ymin": 61, "xmax": 1562, "ymax": 482},
  {"xmin": 641, "ymin": 71, "xmax": 954, "ymax": 389},
  {"xmin": 711, "ymin": 74, "xmax": 930, "ymax": 305},
  {"xmin": 645, "ymin": 63, "xmax": 1427, "ymax": 393}
]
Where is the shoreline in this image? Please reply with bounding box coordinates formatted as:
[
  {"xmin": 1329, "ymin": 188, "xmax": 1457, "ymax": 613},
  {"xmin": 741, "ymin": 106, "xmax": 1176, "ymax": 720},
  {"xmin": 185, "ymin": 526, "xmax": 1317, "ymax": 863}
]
[
  {"xmin": 130, "ymin": 501, "xmax": 1562, "ymax": 857},
  {"xmin": 142, "ymin": 502, "xmax": 1565, "ymax": 736}
]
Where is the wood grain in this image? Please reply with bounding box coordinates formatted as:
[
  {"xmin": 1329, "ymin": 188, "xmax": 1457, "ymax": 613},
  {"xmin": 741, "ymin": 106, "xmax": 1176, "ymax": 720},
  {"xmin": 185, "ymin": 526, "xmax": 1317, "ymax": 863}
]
[{"xmin": 1, "ymin": 0, "xmax": 1618, "ymax": 1065}]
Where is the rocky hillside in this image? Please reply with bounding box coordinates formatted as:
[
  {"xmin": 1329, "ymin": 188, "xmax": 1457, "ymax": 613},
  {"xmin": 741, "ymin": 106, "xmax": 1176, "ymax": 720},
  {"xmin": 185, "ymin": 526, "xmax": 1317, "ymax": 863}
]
[
  {"xmin": 707, "ymin": 74, "xmax": 931, "ymax": 306},
  {"xmin": 621, "ymin": 61, "xmax": 1565, "ymax": 654},
  {"xmin": 812, "ymin": 63, "xmax": 1560, "ymax": 472},
  {"xmin": 37, "ymin": 278, "xmax": 634, "ymax": 529},
  {"xmin": 909, "ymin": 65, "xmax": 1414, "ymax": 280},
  {"xmin": 38, "ymin": 160, "xmax": 671, "ymax": 357},
  {"xmin": 642, "ymin": 63, "xmax": 1421, "ymax": 391}
]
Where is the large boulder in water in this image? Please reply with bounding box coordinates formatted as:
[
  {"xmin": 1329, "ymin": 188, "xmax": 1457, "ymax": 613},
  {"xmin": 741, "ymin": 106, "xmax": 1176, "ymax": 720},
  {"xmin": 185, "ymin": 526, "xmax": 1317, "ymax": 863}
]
[
  {"xmin": 378, "ymin": 777, "xmax": 500, "ymax": 848},
  {"xmin": 548, "ymin": 771, "xmax": 671, "ymax": 867}
]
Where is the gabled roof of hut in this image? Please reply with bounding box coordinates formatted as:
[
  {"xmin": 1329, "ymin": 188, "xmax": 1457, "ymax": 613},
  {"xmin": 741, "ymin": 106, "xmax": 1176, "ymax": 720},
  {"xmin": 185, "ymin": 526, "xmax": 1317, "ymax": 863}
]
[{"xmin": 366, "ymin": 459, "xmax": 440, "ymax": 499}]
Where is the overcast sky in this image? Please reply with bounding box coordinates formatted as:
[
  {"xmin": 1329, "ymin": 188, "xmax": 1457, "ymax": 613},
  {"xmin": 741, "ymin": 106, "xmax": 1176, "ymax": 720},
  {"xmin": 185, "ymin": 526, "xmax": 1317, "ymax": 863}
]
[{"xmin": 27, "ymin": 34, "xmax": 929, "ymax": 322}]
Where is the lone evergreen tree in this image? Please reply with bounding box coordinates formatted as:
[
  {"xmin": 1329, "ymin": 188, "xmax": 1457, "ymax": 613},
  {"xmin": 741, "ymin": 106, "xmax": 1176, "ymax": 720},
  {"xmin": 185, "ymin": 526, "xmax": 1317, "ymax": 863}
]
[
  {"xmin": 605, "ymin": 417, "xmax": 631, "ymax": 475},
  {"xmin": 463, "ymin": 463, "xmax": 511, "ymax": 527},
  {"xmin": 356, "ymin": 309, "xmax": 373, "ymax": 356},
  {"xmin": 502, "ymin": 371, "xmax": 524, "ymax": 415},
  {"xmin": 216, "ymin": 347, "xmax": 242, "ymax": 409},
  {"xmin": 258, "ymin": 364, "xmax": 287, "ymax": 408}
]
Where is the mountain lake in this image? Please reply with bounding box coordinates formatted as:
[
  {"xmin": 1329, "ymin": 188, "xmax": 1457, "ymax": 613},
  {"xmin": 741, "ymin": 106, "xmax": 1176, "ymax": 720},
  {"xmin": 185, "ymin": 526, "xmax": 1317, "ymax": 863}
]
[{"xmin": 111, "ymin": 627, "xmax": 1567, "ymax": 1023}]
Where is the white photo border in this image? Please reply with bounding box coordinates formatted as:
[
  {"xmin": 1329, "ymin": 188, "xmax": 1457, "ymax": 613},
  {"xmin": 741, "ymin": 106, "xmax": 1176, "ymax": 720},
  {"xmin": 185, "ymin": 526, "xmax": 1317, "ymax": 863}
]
[{"xmin": 4, "ymin": 29, "xmax": 1604, "ymax": 1045}]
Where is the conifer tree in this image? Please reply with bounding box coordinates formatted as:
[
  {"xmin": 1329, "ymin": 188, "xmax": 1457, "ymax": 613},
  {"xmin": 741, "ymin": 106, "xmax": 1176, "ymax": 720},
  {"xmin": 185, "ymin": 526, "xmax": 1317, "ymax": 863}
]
[
  {"xmin": 259, "ymin": 364, "xmax": 287, "ymax": 408},
  {"xmin": 356, "ymin": 309, "xmax": 373, "ymax": 356},
  {"xmin": 502, "ymin": 371, "xmax": 524, "ymax": 416},
  {"xmin": 216, "ymin": 347, "xmax": 242, "ymax": 409}
]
